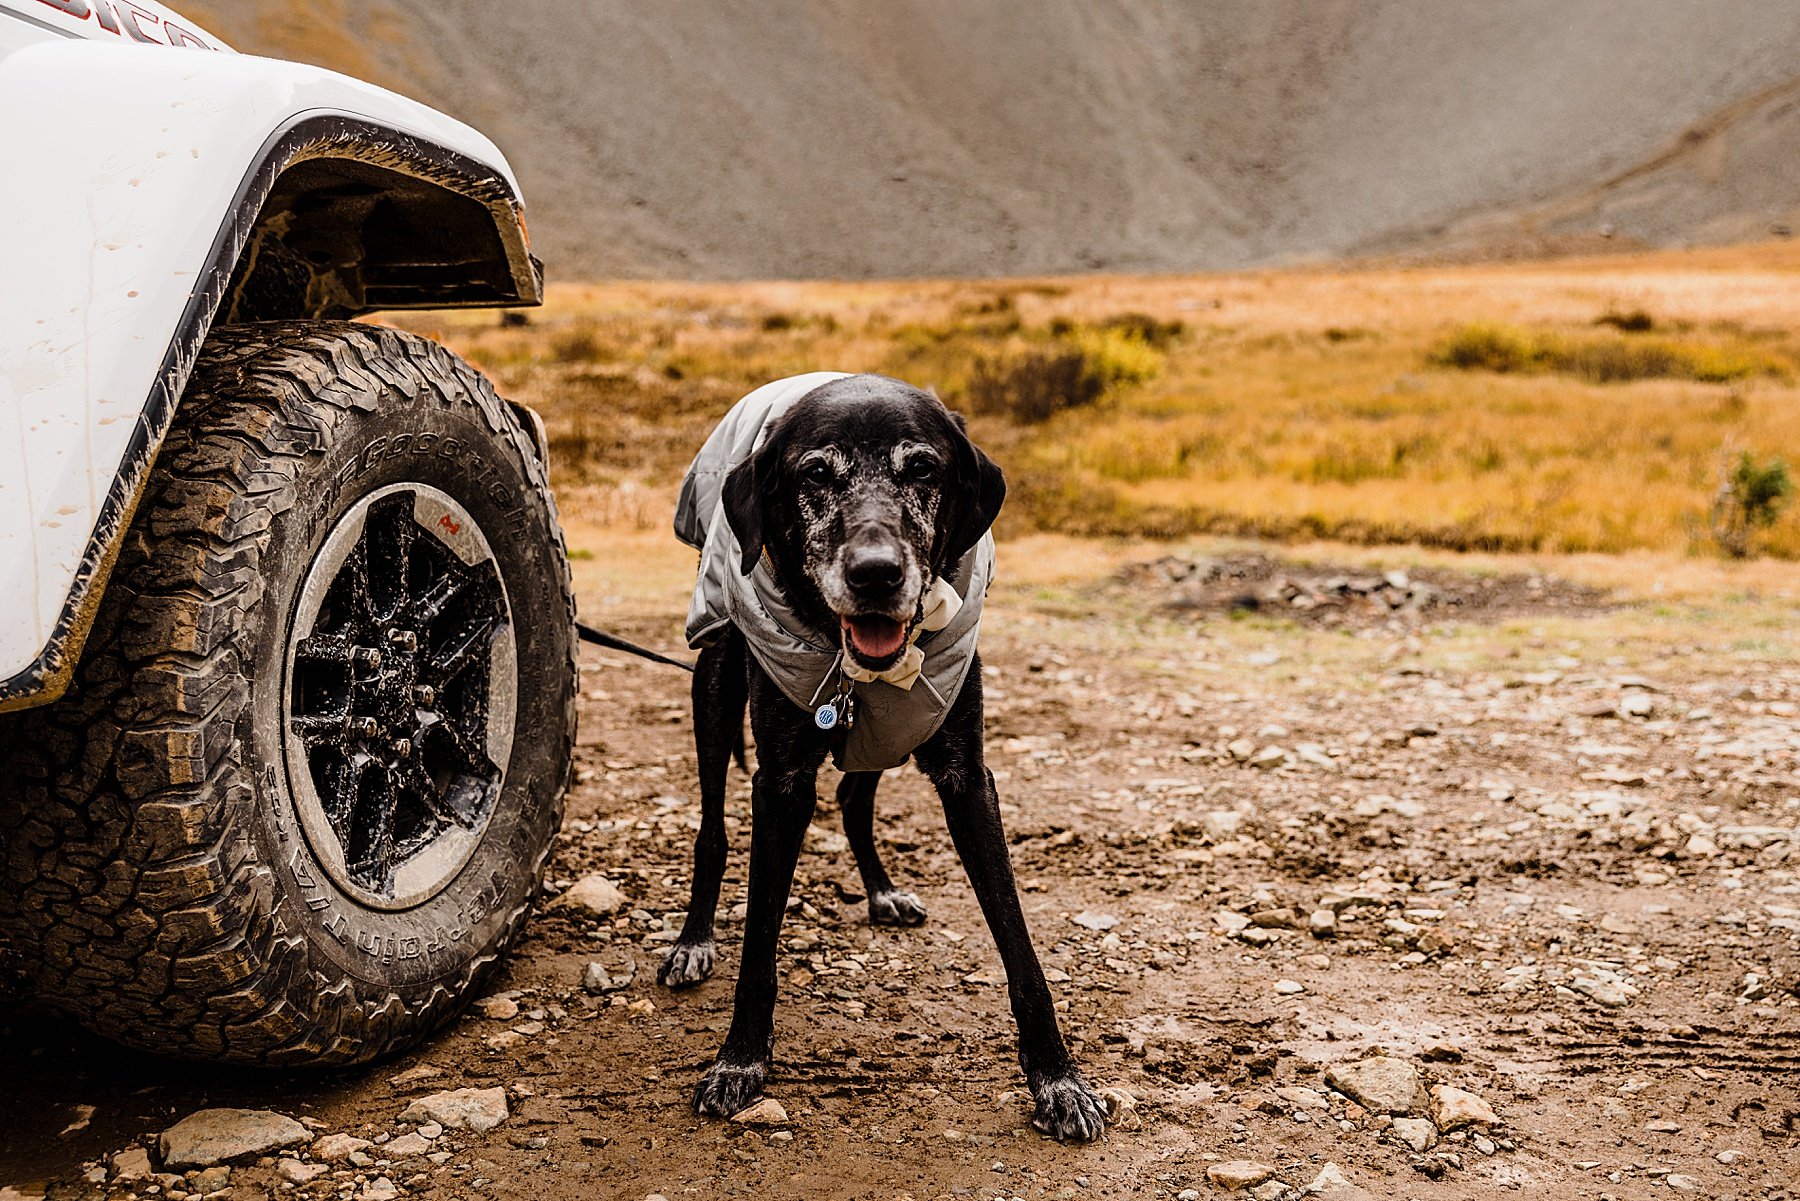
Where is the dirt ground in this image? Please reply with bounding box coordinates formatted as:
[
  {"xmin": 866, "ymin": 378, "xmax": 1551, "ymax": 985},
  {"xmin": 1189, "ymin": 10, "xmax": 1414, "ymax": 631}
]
[{"xmin": 3, "ymin": 540, "xmax": 1798, "ymax": 1201}]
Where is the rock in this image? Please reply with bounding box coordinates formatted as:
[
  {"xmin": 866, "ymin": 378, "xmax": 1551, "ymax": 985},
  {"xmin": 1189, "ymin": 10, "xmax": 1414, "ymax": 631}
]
[
  {"xmin": 1324, "ymin": 1057, "xmax": 1424, "ymax": 1115},
  {"xmin": 1215, "ymin": 908, "xmax": 1251, "ymax": 934},
  {"xmin": 357, "ymin": 1175, "xmax": 399, "ymax": 1201},
  {"xmin": 1237, "ymin": 927, "xmax": 1280, "ymax": 947},
  {"xmin": 1098, "ymin": 1087, "xmax": 1140, "ymax": 1132},
  {"xmin": 388, "ymin": 1065, "xmax": 442, "ymax": 1086},
  {"xmin": 1227, "ymin": 739, "xmax": 1256, "ymax": 763},
  {"xmin": 160, "ymin": 1109, "xmax": 310, "ymax": 1168},
  {"xmin": 278, "ymin": 1160, "xmax": 329, "ymax": 1185},
  {"xmin": 399, "ymin": 1087, "xmax": 509, "ymax": 1134},
  {"xmin": 1430, "ymin": 1084, "xmax": 1497, "ymax": 1131},
  {"xmin": 1302, "ymin": 1163, "xmax": 1375, "ymax": 1199},
  {"xmin": 1207, "ymin": 1160, "xmax": 1276, "ymax": 1191},
  {"xmin": 311, "ymin": 1134, "xmax": 373, "ymax": 1161},
  {"xmin": 415, "ymin": 1122, "xmax": 443, "ymax": 1140},
  {"xmin": 1202, "ymin": 810, "xmax": 1246, "ymax": 841},
  {"xmin": 1619, "ymin": 692, "xmax": 1655, "ymax": 718},
  {"xmin": 1646, "ymin": 1119, "xmax": 1681, "ymax": 1133},
  {"xmin": 1665, "ymin": 1175, "xmax": 1699, "ymax": 1192},
  {"xmin": 1571, "ymin": 971, "xmax": 1636, "ymax": 1008},
  {"xmin": 1309, "ymin": 909, "xmax": 1337, "ymax": 938},
  {"xmin": 1072, "ymin": 911, "xmax": 1119, "ymax": 931},
  {"xmin": 554, "ymin": 874, "xmax": 628, "ymax": 917},
  {"xmin": 110, "ymin": 1147, "xmax": 152, "ymax": 1181},
  {"xmin": 1390, "ymin": 1117, "xmax": 1437, "ymax": 1152},
  {"xmin": 188, "ymin": 1166, "xmax": 231, "ymax": 1194},
  {"xmin": 1274, "ymin": 979, "xmax": 1305, "ymax": 995},
  {"xmin": 583, "ymin": 958, "xmax": 636, "ymax": 994},
  {"xmin": 1715, "ymin": 1149, "xmax": 1743, "ymax": 1165},
  {"xmin": 384, "ymin": 1132, "xmax": 433, "ymax": 1157},
  {"xmin": 729, "ymin": 1098, "xmax": 789, "ymax": 1127},
  {"xmin": 1249, "ymin": 745, "xmax": 1289, "ymax": 769},
  {"xmin": 476, "ymin": 996, "xmax": 519, "ymax": 1020}
]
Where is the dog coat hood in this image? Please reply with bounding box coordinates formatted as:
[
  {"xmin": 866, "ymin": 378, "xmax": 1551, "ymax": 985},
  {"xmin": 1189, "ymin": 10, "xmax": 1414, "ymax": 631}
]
[{"xmin": 676, "ymin": 373, "xmax": 995, "ymax": 773}]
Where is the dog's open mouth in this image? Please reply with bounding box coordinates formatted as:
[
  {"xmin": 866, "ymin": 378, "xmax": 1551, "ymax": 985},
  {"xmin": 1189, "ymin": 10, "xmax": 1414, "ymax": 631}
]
[{"xmin": 841, "ymin": 613, "xmax": 909, "ymax": 664}]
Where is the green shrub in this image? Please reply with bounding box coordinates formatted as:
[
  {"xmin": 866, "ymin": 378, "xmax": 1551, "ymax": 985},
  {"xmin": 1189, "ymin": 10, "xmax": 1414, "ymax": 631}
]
[
  {"xmin": 1711, "ymin": 453, "xmax": 1793, "ymax": 557},
  {"xmin": 1594, "ymin": 308, "xmax": 1655, "ymax": 333}
]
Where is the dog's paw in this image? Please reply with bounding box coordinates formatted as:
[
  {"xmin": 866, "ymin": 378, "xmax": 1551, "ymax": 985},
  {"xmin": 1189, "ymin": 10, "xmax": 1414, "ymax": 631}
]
[
  {"xmin": 868, "ymin": 889, "xmax": 928, "ymax": 927},
  {"xmin": 692, "ymin": 1059, "xmax": 767, "ymax": 1118},
  {"xmin": 1030, "ymin": 1071, "xmax": 1108, "ymax": 1143},
  {"xmin": 658, "ymin": 940, "xmax": 716, "ymax": 989}
]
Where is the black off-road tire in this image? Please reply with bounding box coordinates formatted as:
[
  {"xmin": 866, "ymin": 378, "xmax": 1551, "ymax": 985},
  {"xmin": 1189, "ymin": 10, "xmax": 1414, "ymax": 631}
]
[{"xmin": 0, "ymin": 321, "xmax": 576, "ymax": 1066}]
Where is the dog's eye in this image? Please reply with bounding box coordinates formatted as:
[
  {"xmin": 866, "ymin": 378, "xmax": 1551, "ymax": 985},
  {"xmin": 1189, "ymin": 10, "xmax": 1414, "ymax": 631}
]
[
  {"xmin": 902, "ymin": 456, "xmax": 937, "ymax": 482},
  {"xmin": 800, "ymin": 460, "xmax": 835, "ymax": 486}
]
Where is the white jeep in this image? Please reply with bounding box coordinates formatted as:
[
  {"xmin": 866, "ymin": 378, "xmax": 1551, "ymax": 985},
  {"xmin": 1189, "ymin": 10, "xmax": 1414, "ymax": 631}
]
[{"xmin": 0, "ymin": 1, "xmax": 577, "ymax": 1065}]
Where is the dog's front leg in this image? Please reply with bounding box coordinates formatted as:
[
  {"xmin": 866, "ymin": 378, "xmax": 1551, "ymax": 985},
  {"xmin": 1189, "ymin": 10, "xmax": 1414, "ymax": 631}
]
[
  {"xmin": 693, "ymin": 676, "xmax": 822, "ymax": 1117},
  {"xmin": 838, "ymin": 772, "xmax": 927, "ymax": 926},
  {"xmin": 662, "ymin": 630, "xmax": 749, "ymax": 988},
  {"xmin": 916, "ymin": 655, "xmax": 1106, "ymax": 1142}
]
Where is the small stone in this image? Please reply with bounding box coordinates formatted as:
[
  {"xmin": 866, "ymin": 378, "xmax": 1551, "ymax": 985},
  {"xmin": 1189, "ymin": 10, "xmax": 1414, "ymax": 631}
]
[
  {"xmin": 1619, "ymin": 692, "xmax": 1655, "ymax": 718},
  {"xmin": 1098, "ymin": 1087, "xmax": 1140, "ymax": 1132},
  {"xmin": 1073, "ymin": 912, "xmax": 1119, "ymax": 931},
  {"xmin": 1430, "ymin": 1084, "xmax": 1497, "ymax": 1131},
  {"xmin": 160, "ymin": 1109, "xmax": 310, "ymax": 1168},
  {"xmin": 1274, "ymin": 979, "xmax": 1305, "ymax": 995},
  {"xmin": 1207, "ymin": 1160, "xmax": 1276, "ymax": 1191},
  {"xmin": 189, "ymin": 1166, "xmax": 231, "ymax": 1195},
  {"xmin": 111, "ymin": 1147, "xmax": 153, "ymax": 1181},
  {"xmin": 1227, "ymin": 739, "xmax": 1256, "ymax": 763},
  {"xmin": 1391, "ymin": 1117, "xmax": 1436, "ymax": 1152},
  {"xmin": 1303, "ymin": 1164, "xmax": 1374, "ymax": 1200},
  {"xmin": 1715, "ymin": 1149, "xmax": 1743, "ymax": 1165},
  {"xmin": 415, "ymin": 1122, "xmax": 443, "ymax": 1141},
  {"xmin": 384, "ymin": 1132, "xmax": 433, "ymax": 1157},
  {"xmin": 729, "ymin": 1098, "xmax": 789, "ymax": 1127},
  {"xmin": 1646, "ymin": 1119, "xmax": 1681, "ymax": 1133},
  {"xmin": 1203, "ymin": 810, "xmax": 1246, "ymax": 841},
  {"xmin": 388, "ymin": 1065, "xmax": 442, "ymax": 1086},
  {"xmin": 311, "ymin": 1134, "xmax": 373, "ymax": 1161},
  {"xmin": 1238, "ymin": 928, "xmax": 1280, "ymax": 947},
  {"xmin": 1665, "ymin": 1175, "xmax": 1699, "ymax": 1192},
  {"xmin": 476, "ymin": 996, "xmax": 519, "ymax": 1020},
  {"xmin": 277, "ymin": 1160, "xmax": 329, "ymax": 1185},
  {"xmin": 1249, "ymin": 746, "xmax": 1289, "ymax": 770},
  {"xmin": 582, "ymin": 959, "xmax": 635, "ymax": 994},
  {"xmin": 1309, "ymin": 910, "xmax": 1337, "ymax": 938},
  {"xmin": 399, "ymin": 1087, "xmax": 509, "ymax": 1134},
  {"xmin": 357, "ymin": 1175, "xmax": 399, "ymax": 1201},
  {"xmin": 554, "ymin": 874, "xmax": 628, "ymax": 917},
  {"xmin": 627, "ymin": 997, "xmax": 657, "ymax": 1016},
  {"xmin": 1325, "ymin": 1057, "xmax": 1423, "ymax": 1115}
]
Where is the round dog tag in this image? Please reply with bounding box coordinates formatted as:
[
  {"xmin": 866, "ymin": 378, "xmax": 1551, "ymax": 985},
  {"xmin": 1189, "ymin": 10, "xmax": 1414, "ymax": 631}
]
[{"xmin": 814, "ymin": 702, "xmax": 839, "ymax": 730}]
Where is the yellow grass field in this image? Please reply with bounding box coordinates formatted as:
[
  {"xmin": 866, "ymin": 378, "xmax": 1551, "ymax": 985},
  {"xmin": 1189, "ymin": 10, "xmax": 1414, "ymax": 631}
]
[{"xmin": 386, "ymin": 242, "xmax": 1800, "ymax": 559}]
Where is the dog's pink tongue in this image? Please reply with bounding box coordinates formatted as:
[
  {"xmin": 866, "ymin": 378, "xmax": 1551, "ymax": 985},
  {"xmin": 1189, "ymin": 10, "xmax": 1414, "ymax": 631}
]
[{"xmin": 844, "ymin": 615, "xmax": 906, "ymax": 660}]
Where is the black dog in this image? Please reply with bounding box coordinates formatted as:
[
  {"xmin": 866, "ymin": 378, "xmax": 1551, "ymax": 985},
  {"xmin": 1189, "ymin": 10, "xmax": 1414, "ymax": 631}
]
[{"xmin": 660, "ymin": 375, "xmax": 1106, "ymax": 1142}]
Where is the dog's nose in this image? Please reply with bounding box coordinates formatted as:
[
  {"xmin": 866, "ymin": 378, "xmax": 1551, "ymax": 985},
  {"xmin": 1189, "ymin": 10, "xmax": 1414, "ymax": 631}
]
[{"xmin": 844, "ymin": 544, "xmax": 904, "ymax": 595}]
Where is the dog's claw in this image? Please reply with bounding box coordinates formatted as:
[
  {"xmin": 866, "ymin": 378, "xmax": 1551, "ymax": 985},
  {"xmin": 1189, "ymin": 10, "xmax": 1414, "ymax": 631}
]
[
  {"xmin": 693, "ymin": 1060, "xmax": 767, "ymax": 1118},
  {"xmin": 868, "ymin": 889, "xmax": 928, "ymax": 927},
  {"xmin": 659, "ymin": 940, "xmax": 716, "ymax": 988},
  {"xmin": 1030, "ymin": 1072, "xmax": 1108, "ymax": 1143}
]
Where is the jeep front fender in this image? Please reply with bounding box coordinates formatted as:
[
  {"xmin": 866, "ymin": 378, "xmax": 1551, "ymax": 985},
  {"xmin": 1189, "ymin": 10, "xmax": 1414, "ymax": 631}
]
[{"xmin": 0, "ymin": 38, "xmax": 542, "ymax": 710}]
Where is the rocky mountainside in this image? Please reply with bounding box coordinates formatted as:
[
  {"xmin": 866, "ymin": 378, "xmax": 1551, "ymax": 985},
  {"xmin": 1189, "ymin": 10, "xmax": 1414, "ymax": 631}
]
[{"xmin": 178, "ymin": 0, "xmax": 1800, "ymax": 279}]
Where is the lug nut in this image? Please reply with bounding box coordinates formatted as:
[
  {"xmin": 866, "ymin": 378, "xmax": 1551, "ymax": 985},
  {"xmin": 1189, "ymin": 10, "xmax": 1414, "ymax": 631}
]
[
  {"xmin": 350, "ymin": 717, "xmax": 382, "ymax": 739},
  {"xmin": 386, "ymin": 628, "xmax": 419, "ymax": 653},
  {"xmin": 391, "ymin": 737, "xmax": 413, "ymax": 758},
  {"xmin": 413, "ymin": 684, "xmax": 437, "ymax": 708},
  {"xmin": 351, "ymin": 647, "xmax": 383, "ymax": 671}
]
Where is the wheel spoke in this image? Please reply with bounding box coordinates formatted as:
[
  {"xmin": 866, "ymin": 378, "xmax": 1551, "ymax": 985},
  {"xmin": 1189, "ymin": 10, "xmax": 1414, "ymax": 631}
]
[
  {"xmin": 347, "ymin": 762, "xmax": 398, "ymax": 892},
  {"xmin": 425, "ymin": 610, "xmax": 502, "ymax": 686},
  {"xmin": 362, "ymin": 493, "xmax": 418, "ymax": 620}
]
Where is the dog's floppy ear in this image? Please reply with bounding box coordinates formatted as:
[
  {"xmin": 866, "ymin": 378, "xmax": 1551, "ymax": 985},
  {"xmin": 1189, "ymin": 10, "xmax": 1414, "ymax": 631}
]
[
  {"xmin": 722, "ymin": 425, "xmax": 788, "ymax": 575},
  {"xmin": 942, "ymin": 410, "xmax": 1006, "ymax": 565}
]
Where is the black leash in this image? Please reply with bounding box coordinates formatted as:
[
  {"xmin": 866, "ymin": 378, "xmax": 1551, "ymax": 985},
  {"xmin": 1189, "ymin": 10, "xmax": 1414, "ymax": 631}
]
[{"xmin": 574, "ymin": 621, "xmax": 695, "ymax": 673}]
